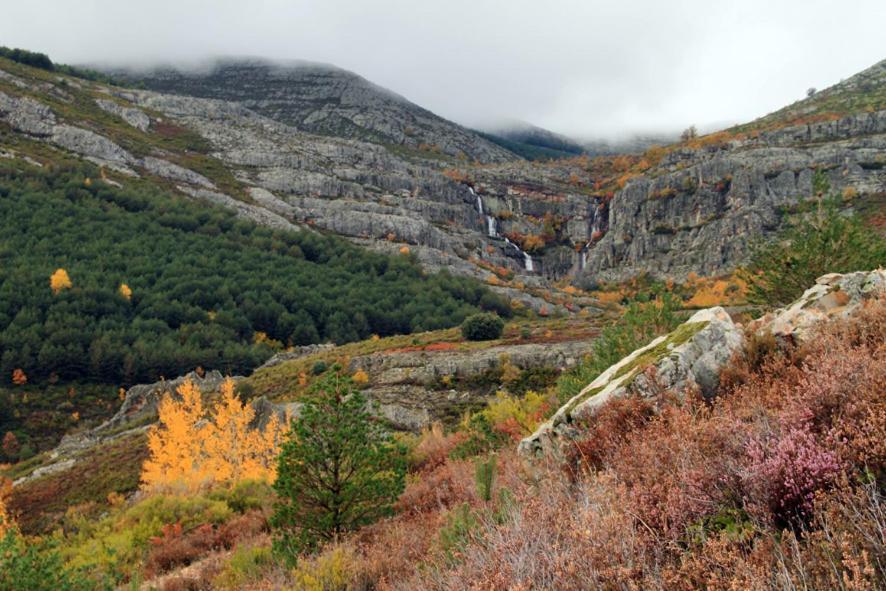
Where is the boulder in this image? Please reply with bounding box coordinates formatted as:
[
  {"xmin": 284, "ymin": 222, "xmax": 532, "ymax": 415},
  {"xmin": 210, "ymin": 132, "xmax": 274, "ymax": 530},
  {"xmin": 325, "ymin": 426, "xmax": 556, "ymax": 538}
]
[
  {"xmin": 519, "ymin": 307, "xmax": 743, "ymax": 457},
  {"xmin": 95, "ymin": 98, "xmax": 151, "ymax": 132},
  {"xmin": 754, "ymin": 269, "xmax": 886, "ymax": 342}
]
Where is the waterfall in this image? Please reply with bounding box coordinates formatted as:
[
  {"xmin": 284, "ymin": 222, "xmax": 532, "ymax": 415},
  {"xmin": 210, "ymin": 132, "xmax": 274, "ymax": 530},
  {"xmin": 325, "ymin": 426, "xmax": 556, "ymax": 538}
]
[
  {"xmin": 579, "ymin": 250, "xmax": 587, "ymax": 270},
  {"xmin": 504, "ymin": 238, "xmax": 534, "ymax": 272},
  {"xmin": 470, "ymin": 185, "xmax": 533, "ymax": 272},
  {"xmin": 485, "ymin": 215, "xmax": 497, "ymax": 238},
  {"xmin": 471, "ymin": 188, "xmax": 484, "ymax": 215}
]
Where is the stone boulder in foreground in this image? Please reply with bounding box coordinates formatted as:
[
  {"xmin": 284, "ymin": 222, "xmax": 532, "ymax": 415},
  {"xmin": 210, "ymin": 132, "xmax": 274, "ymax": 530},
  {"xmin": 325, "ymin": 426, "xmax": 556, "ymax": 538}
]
[{"xmin": 519, "ymin": 269, "xmax": 885, "ymax": 457}]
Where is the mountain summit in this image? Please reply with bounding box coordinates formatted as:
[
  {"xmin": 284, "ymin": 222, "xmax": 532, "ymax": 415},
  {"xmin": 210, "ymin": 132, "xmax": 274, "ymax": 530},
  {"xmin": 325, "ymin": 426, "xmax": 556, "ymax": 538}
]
[{"xmin": 112, "ymin": 57, "xmax": 516, "ymax": 163}]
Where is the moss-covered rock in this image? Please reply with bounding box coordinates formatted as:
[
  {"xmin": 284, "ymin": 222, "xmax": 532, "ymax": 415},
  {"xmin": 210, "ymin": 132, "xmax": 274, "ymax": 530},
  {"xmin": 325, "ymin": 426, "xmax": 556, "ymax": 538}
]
[{"xmin": 520, "ymin": 307, "xmax": 743, "ymax": 457}]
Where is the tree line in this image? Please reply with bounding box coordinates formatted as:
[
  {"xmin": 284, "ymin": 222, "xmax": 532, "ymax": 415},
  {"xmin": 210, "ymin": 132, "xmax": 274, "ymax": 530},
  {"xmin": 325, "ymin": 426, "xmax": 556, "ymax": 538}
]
[{"xmin": 0, "ymin": 162, "xmax": 511, "ymax": 385}]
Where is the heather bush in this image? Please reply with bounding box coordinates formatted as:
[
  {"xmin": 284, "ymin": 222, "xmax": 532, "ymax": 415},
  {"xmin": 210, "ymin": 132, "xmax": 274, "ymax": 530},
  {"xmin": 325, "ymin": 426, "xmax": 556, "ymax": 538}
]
[
  {"xmin": 743, "ymin": 425, "xmax": 843, "ymax": 527},
  {"xmin": 400, "ymin": 296, "xmax": 885, "ymax": 589}
]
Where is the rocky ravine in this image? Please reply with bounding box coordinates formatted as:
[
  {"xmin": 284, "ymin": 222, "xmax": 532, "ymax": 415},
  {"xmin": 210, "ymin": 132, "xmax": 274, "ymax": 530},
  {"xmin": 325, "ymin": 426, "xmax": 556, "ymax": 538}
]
[
  {"xmin": 520, "ymin": 269, "xmax": 886, "ymax": 456},
  {"xmin": 6, "ymin": 57, "xmax": 883, "ymax": 291}
]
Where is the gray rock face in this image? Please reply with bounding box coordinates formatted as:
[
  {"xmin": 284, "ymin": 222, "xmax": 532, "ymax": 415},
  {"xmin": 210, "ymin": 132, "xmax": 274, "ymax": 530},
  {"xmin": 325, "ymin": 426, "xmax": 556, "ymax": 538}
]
[
  {"xmin": 96, "ymin": 370, "xmax": 230, "ymax": 436},
  {"xmin": 347, "ymin": 339, "xmax": 595, "ymax": 430},
  {"xmin": 143, "ymin": 157, "xmax": 215, "ymax": 187},
  {"xmin": 95, "ymin": 98, "xmax": 151, "ymax": 131},
  {"xmin": 0, "ymin": 91, "xmax": 56, "ymax": 135},
  {"xmin": 519, "ymin": 307, "xmax": 744, "ymax": 456},
  {"xmin": 114, "ymin": 58, "xmax": 516, "ymax": 164},
  {"xmin": 579, "ymin": 111, "xmax": 886, "ymax": 282}
]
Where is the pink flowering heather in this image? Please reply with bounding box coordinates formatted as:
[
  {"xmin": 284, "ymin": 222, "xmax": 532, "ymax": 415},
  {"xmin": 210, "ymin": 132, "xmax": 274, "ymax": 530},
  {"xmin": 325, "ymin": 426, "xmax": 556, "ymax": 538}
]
[{"xmin": 744, "ymin": 424, "xmax": 843, "ymax": 525}]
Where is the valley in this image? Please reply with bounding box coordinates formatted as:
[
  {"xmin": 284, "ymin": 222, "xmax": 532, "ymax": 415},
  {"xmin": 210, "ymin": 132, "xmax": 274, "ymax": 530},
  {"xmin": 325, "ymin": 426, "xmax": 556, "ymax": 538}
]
[{"xmin": 0, "ymin": 42, "xmax": 884, "ymax": 591}]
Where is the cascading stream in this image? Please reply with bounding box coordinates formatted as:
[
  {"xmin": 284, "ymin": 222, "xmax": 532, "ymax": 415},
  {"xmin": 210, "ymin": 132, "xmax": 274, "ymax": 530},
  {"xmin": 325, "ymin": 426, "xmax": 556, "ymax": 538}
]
[{"xmin": 470, "ymin": 186, "xmax": 534, "ymax": 272}]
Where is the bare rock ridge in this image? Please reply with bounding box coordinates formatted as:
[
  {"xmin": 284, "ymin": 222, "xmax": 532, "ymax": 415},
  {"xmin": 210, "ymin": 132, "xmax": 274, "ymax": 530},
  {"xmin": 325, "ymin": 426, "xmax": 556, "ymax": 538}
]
[
  {"xmin": 112, "ymin": 58, "xmax": 516, "ymax": 164},
  {"xmin": 519, "ymin": 269, "xmax": 886, "ymax": 457}
]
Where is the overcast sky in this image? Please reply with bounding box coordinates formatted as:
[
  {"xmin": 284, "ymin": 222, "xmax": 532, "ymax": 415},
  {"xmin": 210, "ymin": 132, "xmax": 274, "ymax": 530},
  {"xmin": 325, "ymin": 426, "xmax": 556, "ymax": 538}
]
[{"xmin": 2, "ymin": 1, "xmax": 884, "ymax": 139}]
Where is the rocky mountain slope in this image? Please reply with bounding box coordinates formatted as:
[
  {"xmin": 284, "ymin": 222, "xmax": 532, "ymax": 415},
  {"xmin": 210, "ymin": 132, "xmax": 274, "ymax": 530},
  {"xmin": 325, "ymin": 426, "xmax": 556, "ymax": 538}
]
[
  {"xmin": 576, "ymin": 59, "xmax": 886, "ymax": 282},
  {"xmin": 5, "ymin": 52, "xmax": 881, "ymax": 298},
  {"xmin": 112, "ymin": 58, "xmax": 516, "ymax": 164}
]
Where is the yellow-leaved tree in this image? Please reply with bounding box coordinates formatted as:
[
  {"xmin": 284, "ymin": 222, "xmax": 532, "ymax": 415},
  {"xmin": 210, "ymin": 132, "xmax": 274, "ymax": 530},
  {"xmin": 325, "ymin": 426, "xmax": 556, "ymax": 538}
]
[
  {"xmin": 142, "ymin": 379, "xmax": 207, "ymax": 490},
  {"xmin": 202, "ymin": 380, "xmax": 282, "ymax": 483},
  {"xmin": 50, "ymin": 268, "xmax": 72, "ymax": 294},
  {"xmin": 142, "ymin": 378, "xmax": 284, "ymax": 491},
  {"xmin": 119, "ymin": 283, "xmax": 132, "ymax": 301}
]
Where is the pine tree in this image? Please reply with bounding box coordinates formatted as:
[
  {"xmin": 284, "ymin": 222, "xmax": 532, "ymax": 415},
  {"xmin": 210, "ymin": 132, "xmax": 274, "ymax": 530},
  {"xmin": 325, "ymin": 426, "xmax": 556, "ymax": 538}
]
[
  {"xmin": 271, "ymin": 371, "xmax": 407, "ymax": 557},
  {"xmin": 740, "ymin": 195, "xmax": 886, "ymax": 307}
]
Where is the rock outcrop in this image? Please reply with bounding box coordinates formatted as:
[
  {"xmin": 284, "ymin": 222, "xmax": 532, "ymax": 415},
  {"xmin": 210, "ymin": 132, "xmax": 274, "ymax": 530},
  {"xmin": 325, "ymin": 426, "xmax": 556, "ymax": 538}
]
[
  {"xmin": 520, "ymin": 269, "xmax": 886, "ymax": 457},
  {"xmin": 519, "ymin": 307, "xmax": 743, "ymax": 456},
  {"xmin": 95, "ymin": 98, "xmax": 151, "ymax": 131},
  {"xmin": 579, "ymin": 110, "xmax": 886, "ymax": 283},
  {"xmin": 753, "ymin": 269, "xmax": 886, "ymax": 341},
  {"xmin": 347, "ymin": 339, "xmax": 595, "ymax": 430}
]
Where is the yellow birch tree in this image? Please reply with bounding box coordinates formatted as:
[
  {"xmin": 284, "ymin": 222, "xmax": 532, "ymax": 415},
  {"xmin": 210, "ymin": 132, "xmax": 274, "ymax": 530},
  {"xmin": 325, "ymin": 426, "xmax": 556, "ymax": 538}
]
[
  {"xmin": 142, "ymin": 378, "xmax": 284, "ymax": 491},
  {"xmin": 141, "ymin": 379, "xmax": 207, "ymax": 490},
  {"xmin": 50, "ymin": 268, "xmax": 72, "ymax": 294}
]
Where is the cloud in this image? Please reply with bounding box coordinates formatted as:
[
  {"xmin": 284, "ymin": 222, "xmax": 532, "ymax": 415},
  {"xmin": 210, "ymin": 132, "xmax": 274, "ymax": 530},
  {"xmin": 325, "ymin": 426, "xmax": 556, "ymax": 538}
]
[{"xmin": 2, "ymin": 0, "xmax": 884, "ymax": 138}]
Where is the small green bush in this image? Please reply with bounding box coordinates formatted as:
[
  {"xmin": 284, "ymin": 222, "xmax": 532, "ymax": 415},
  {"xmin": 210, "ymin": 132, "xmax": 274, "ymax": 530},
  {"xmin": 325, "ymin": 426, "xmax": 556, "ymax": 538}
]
[
  {"xmin": 213, "ymin": 544, "xmax": 272, "ymax": 590},
  {"xmin": 0, "ymin": 530, "xmax": 100, "ymax": 591},
  {"xmin": 474, "ymin": 455, "xmax": 497, "ymax": 502},
  {"xmin": 461, "ymin": 313, "xmax": 505, "ymax": 341}
]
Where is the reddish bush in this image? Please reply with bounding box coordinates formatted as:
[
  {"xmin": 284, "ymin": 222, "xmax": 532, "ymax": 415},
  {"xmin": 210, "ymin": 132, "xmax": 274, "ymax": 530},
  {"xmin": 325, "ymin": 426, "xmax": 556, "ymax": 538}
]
[
  {"xmin": 565, "ymin": 395, "xmax": 656, "ymax": 479},
  {"xmin": 743, "ymin": 425, "xmax": 843, "ymax": 526},
  {"xmin": 145, "ymin": 522, "xmax": 219, "ymax": 578}
]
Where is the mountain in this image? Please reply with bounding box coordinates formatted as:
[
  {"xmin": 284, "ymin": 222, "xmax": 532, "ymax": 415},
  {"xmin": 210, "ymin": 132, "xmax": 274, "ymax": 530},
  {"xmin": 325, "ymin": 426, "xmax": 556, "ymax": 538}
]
[
  {"xmin": 572, "ymin": 58, "xmax": 886, "ymax": 283},
  {"xmin": 109, "ymin": 57, "xmax": 517, "ymax": 164},
  {"xmin": 478, "ymin": 120, "xmax": 586, "ymax": 160}
]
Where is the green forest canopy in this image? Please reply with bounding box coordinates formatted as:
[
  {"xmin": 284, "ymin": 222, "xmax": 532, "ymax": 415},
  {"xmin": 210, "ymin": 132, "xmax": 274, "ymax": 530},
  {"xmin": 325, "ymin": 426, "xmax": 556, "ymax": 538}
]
[{"xmin": 0, "ymin": 161, "xmax": 511, "ymax": 385}]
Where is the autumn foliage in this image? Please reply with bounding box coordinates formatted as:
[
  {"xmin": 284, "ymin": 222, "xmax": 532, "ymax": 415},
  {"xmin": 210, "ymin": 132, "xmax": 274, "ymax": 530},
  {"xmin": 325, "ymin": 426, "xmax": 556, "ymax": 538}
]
[
  {"xmin": 49, "ymin": 268, "xmax": 72, "ymax": 294},
  {"xmin": 400, "ymin": 297, "xmax": 886, "ymax": 590},
  {"xmin": 142, "ymin": 379, "xmax": 284, "ymax": 491}
]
